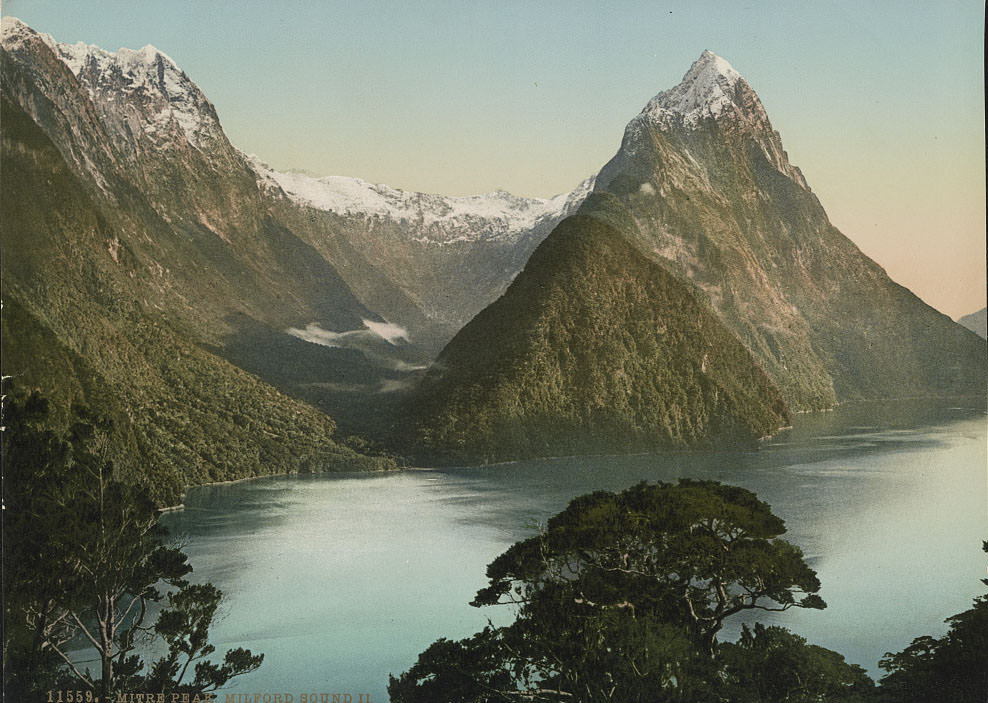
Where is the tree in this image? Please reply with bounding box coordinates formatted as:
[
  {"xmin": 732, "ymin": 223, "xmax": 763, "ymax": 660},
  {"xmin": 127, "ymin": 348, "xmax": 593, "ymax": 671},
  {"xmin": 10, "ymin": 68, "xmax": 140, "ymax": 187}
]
[
  {"xmin": 390, "ymin": 479, "xmax": 831, "ymax": 702},
  {"xmin": 475, "ymin": 480, "xmax": 824, "ymax": 653},
  {"xmin": 2, "ymin": 389, "xmax": 79, "ymax": 694},
  {"xmin": 718, "ymin": 624, "xmax": 873, "ymax": 702},
  {"xmin": 2, "ymin": 386, "xmax": 262, "ymax": 698},
  {"xmin": 873, "ymin": 541, "xmax": 988, "ymax": 702}
]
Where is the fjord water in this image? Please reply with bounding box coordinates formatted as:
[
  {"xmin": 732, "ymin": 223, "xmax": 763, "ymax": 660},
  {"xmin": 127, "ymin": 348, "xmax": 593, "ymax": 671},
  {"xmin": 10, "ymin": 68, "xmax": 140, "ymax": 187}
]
[{"xmin": 164, "ymin": 400, "xmax": 986, "ymax": 699}]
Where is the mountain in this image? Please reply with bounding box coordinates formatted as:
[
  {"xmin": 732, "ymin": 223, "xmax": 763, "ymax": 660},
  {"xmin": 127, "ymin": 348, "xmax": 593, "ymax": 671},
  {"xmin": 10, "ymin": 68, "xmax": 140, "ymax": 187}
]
[
  {"xmin": 1, "ymin": 18, "xmax": 405, "ymax": 502},
  {"xmin": 405, "ymin": 51, "xmax": 986, "ymax": 461},
  {"xmin": 404, "ymin": 212, "xmax": 790, "ymax": 463},
  {"xmin": 5, "ymin": 19, "xmax": 982, "ymax": 474},
  {"xmin": 592, "ymin": 50, "xmax": 985, "ymax": 407},
  {"xmin": 0, "ymin": 17, "xmax": 589, "ymax": 491},
  {"xmin": 957, "ymin": 308, "xmax": 987, "ymax": 340}
]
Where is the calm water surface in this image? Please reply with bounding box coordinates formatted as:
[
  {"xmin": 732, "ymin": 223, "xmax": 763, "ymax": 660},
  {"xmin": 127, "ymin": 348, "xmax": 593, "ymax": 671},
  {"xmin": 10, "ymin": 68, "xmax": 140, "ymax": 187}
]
[{"xmin": 164, "ymin": 400, "xmax": 987, "ymax": 699}]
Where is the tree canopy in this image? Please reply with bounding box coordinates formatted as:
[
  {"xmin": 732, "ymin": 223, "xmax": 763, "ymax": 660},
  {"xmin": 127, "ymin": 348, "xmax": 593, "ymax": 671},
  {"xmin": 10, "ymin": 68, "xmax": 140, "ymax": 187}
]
[
  {"xmin": 390, "ymin": 479, "xmax": 866, "ymax": 702},
  {"xmin": 872, "ymin": 541, "xmax": 988, "ymax": 702}
]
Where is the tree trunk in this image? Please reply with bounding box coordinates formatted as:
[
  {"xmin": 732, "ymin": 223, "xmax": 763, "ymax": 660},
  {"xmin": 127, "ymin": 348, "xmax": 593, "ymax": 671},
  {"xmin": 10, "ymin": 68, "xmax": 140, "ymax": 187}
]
[{"xmin": 100, "ymin": 593, "xmax": 114, "ymax": 700}]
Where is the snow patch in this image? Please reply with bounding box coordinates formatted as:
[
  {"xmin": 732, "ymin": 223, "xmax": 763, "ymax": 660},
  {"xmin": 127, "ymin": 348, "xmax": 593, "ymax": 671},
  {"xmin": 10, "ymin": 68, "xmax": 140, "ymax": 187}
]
[
  {"xmin": 245, "ymin": 153, "xmax": 594, "ymax": 245},
  {"xmin": 639, "ymin": 50, "xmax": 744, "ymax": 129},
  {"xmin": 2, "ymin": 16, "xmax": 216, "ymax": 149}
]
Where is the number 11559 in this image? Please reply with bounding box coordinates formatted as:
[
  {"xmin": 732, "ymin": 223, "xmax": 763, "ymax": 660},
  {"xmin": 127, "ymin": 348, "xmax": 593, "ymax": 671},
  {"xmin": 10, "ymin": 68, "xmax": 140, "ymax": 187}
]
[{"xmin": 48, "ymin": 691, "xmax": 97, "ymax": 703}]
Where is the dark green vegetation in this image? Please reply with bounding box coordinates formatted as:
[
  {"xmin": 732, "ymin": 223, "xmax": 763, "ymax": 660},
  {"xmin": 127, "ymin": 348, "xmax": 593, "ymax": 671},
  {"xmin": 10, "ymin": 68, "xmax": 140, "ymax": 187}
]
[
  {"xmin": 2, "ymin": 388, "xmax": 262, "ymax": 698},
  {"xmin": 4, "ymin": 25, "xmax": 984, "ymax": 474},
  {"xmin": 405, "ymin": 215, "xmax": 789, "ymax": 462},
  {"xmin": 1, "ymin": 34, "xmax": 397, "ymax": 504},
  {"xmin": 390, "ymin": 480, "xmax": 988, "ymax": 702},
  {"xmin": 389, "ymin": 480, "xmax": 873, "ymax": 702},
  {"xmin": 870, "ymin": 542, "xmax": 988, "ymax": 703}
]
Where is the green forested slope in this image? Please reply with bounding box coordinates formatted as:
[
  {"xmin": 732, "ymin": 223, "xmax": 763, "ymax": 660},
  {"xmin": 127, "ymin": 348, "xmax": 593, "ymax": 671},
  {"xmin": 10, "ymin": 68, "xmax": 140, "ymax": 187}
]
[
  {"xmin": 1, "ymin": 95, "xmax": 394, "ymax": 504},
  {"xmin": 404, "ymin": 214, "xmax": 789, "ymax": 463}
]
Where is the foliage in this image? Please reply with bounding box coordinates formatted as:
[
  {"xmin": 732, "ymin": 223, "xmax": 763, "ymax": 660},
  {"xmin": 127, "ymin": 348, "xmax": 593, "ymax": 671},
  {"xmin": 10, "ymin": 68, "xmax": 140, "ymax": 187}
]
[
  {"xmin": 390, "ymin": 480, "xmax": 845, "ymax": 702},
  {"xmin": 872, "ymin": 541, "xmax": 988, "ymax": 702},
  {"xmin": 719, "ymin": 624, "xmax": 873, "ymax": 702},
  {"xmin": 2, "ymin": 386, "xmax": 262, "ymax": 698},
  {"xmin": 0, "ymin": 93, "xmax": 397, "ymax": 507},
  {"xmin": 474, "ymin": 480, "xmax": 823, "ymax": 651}
]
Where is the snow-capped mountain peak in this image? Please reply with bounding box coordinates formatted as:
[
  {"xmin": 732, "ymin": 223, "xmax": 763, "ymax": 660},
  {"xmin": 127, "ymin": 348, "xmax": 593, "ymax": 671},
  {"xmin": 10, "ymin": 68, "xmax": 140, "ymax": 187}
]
[
  {"xmin": 2, "ymin": 16, "xmax": 219, "ymax": 150},
  {"xmin": 640, "ymin": 50, "xmax": 747, "ymax": 128},
  {"xmin": 0, "ymin": 15, "xmax": 34, "ymax": 43}
]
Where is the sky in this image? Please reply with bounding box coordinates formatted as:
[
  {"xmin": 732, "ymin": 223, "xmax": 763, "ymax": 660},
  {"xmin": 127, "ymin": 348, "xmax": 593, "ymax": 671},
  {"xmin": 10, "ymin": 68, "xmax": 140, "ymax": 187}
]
[{"xmin": 3, "ymin": 1, "xmax": 985, "ymax": 319}]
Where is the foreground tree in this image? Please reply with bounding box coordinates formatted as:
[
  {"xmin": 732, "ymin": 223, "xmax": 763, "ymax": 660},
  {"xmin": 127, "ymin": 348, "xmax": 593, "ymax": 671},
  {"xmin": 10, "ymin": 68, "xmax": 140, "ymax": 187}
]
[
  {"xmin": 872, "ymin": 541, "xmax": 988, "ymax": 702},
  {"xmin": 2, "ymin": 387, "xmax": 262, "ymax": 698},
  {"xmin": 719, "ymin": 624, "xmax": 873, "ymax": 702},
  {"xmin": 390, "ymin": 479, "xmax": 849, "ymax": 702}
]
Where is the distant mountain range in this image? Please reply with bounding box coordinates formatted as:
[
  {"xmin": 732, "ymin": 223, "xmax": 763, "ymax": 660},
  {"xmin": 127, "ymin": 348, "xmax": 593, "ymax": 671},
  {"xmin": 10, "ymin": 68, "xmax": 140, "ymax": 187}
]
[
  {"xmin": 957, "ymin": 308, "xmax": 987, "ymax": 340},
  {"xmin": 2, "ymin": 19, "xmax": 984, "ymax": 486},
  {"xmin": 247, "ymin": 154, "xmax": 592, "ymax": 351}
]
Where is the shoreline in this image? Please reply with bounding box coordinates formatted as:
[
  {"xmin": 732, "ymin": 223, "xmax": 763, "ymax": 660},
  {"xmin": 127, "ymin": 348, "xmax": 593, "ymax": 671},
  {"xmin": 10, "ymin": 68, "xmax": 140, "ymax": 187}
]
[
  {"xmin": 158, "ymin": 465, "xmax": 399, "ymax": 512},
  {"xmin": 159, "ymin": 394, "xmax": 987, "ymax": 509}
]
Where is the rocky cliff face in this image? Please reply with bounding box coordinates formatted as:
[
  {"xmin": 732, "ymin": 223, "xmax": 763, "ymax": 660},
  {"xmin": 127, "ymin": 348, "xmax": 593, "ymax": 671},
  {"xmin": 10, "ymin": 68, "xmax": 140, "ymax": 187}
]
[
  {"xmin": 248, "ymin": 156, "xmax": 592, "ymax": 353},
  {"xmin": 590, "ymin": 50, "xmax": 985, "ymax": 408},
  {"xmin": 5, "ymin": 19, "xmax": 981, "ymax": 473}
]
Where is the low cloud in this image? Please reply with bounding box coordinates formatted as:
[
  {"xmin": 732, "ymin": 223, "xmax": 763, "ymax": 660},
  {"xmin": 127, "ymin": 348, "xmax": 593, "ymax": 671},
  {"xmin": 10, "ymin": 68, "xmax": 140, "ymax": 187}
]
[
  {"xmin": 287, "ymin": 319, "xmax": 410, "ymax": 350},
  {"xmin": 286, "ymin": 323, "xmax": 364, "ymax": 348},
  {"xmin": 377, "ymin": 378, "xmax": 416, "ymax": 393},
  {"xmin": 286, "ymin": 321, "xmax": 424, "ymax": 384},
  {"xmin": 362, "ymin": 319, "xmax": 410, "ymax": 345}
]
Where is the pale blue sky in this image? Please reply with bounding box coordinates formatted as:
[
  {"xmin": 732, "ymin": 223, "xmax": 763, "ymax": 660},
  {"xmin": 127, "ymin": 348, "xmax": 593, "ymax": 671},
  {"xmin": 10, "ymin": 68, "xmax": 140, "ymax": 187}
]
[{"xmin": 3, "ymin": 1, "xmax": 984, "ymax": 317}]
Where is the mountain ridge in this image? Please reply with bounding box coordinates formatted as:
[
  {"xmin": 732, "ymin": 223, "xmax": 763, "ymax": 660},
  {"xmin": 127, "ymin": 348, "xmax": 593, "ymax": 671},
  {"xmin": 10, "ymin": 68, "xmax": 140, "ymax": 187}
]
[
  {"xmin": 1, "ymin": 17, "xmax": 592, "ymax": 434},
  {"xmin": 248, "ymin": 153, "xmax": 594, "ymax": 245},
  {"xmin": 957, "ymin": 308, "xmax": 987, "ymax": 340},
  {"xmin": 403, "ymin": 210, "xmax": 791, "ymax": 462}
]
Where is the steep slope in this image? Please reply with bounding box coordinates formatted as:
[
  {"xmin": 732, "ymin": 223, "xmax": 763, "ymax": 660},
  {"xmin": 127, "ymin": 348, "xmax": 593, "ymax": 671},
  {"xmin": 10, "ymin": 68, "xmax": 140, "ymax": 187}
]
[
  {"xmin": 1, "ymin": 16, "xmax": 595, "ymax": 446},
  {"xmin": 0, "ymin": 19, "xmax": 412, "ymax": 498},
  {"xmin": 2, "ymin": 17, "xmax": 593, "ymax": 431},
  {"xmin": 591, "ymin": 51, "xmax": 985, "ymax": 407},
  {"xmin": 0, "ymin": 93, "xmax": 392, "ymax": 504},
  {"xmin": 404, "ymin": 212, "xmax": 789, "ymax": 463},
  {"xmin": 957, "ymin": 308, "xmax": 987, "ymax": 340},
  {"xmin": 1, "ymin": 17, "xmax": 376, "ymax": 337}
]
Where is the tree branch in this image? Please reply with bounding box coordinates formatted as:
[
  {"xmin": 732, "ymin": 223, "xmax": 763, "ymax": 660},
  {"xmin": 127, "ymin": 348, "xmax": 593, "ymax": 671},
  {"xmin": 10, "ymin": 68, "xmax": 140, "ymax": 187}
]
[
  {"xmin": 49, "ymin": 642, "xmax": 95, "ymax": 688},
  {"xmin": 69, "ymin": 612, "xmax": 103, "ymax": 651}
]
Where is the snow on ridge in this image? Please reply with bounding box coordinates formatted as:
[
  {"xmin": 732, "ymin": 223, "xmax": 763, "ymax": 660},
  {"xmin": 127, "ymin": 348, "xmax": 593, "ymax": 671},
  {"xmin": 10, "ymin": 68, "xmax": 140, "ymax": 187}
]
[
  {"xmin": 640, "ymin": 50, "xmax": 745, "ymax": 129},
  {"xmin": 3, "ymin": 16, "xmax": 213, "ymax": 149},
  {"xmin": 246, "ymin": 153, "xmax": 593, "ymax": 244}
]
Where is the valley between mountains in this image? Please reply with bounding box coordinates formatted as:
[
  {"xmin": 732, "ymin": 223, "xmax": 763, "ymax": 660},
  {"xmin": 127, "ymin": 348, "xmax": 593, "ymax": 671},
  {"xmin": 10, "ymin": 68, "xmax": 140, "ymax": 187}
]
[{"xmin": 2, "ymin": 18, "xmax": 984, "ymax": 502}]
